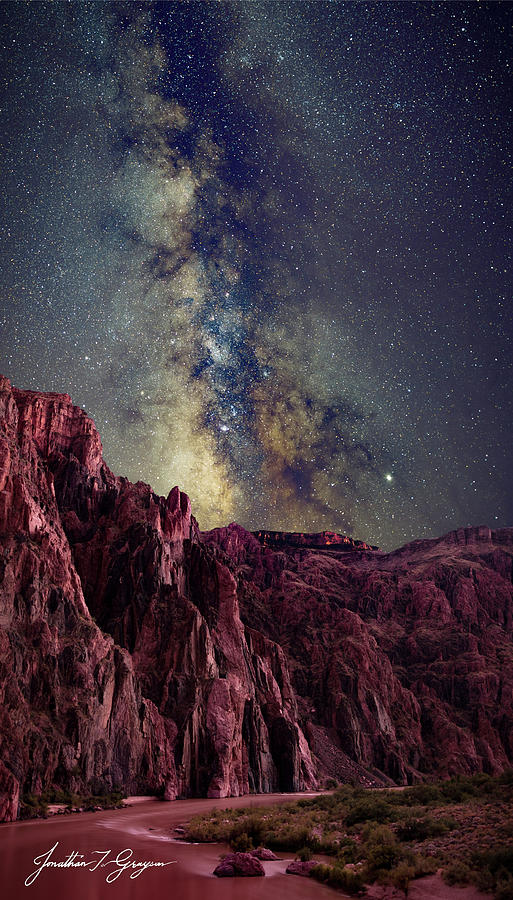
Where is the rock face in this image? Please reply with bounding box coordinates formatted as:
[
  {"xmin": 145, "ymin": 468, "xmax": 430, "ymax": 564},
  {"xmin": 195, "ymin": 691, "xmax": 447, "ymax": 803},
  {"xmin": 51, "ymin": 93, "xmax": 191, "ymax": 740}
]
[
  {"xmin": 205, "ymin": 524, "xmax": 513, "ymax": 784},
  {"xmin": 0, "ymin": 377, "xmax": 315, "ymax": 820},
  {"xmin": 253, "ymin": 530, "xmax": 377, "ymax": 551},
  {"xmin": 0, "ymin": 376, "xmax": 512, "ymax": 822}
]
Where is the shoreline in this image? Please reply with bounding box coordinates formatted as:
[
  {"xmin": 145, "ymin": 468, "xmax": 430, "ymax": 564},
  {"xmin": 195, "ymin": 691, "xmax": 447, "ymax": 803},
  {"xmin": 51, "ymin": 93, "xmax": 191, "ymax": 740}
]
[
  {"xmin": 0, "ymin": 792, "xmax": 494, "ymax": 900},
  {"xmin": 2, "ymin": 790, "xmax": 326, "ymax": 828}
]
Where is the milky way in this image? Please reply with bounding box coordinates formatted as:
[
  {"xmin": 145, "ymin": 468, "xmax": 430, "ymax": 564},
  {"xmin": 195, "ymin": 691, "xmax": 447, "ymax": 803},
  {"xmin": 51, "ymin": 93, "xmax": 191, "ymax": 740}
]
[{"xmin": 1, "ymin": 2, "xmax": 512, "ymax": 549}]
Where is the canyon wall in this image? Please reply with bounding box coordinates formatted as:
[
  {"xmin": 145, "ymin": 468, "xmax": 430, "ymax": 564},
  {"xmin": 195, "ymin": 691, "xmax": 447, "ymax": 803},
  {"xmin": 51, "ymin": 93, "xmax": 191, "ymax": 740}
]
[{"xmin": 0, "ymin": 376, "xmax": 512, "ymax": 821}]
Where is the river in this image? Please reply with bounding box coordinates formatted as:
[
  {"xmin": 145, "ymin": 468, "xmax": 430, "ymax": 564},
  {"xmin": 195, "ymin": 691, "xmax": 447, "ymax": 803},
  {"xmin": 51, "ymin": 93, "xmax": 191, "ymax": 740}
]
[{"xmin": 1, "ymin": 793, "xmax": 337, "ymax": 900}]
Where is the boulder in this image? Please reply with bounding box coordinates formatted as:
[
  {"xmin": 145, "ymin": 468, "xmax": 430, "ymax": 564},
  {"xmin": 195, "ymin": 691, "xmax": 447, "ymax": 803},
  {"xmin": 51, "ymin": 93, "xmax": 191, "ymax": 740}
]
[
  {"xmin": 213, "ymin": 852, "xmax": 265, "ymax": 877},
  {"xmin": 286, "ymin": 860, "xmax": 318, "ymax": 876},
  {"xmin": 251, "ymin": 847, "xmax": 279, "ymax": 860}
]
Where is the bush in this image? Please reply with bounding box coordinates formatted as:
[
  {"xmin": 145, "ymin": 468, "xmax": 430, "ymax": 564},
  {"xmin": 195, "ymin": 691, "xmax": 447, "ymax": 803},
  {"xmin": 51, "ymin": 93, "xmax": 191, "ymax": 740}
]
[
  {"xmin": 296, "ymin": 846, "xmax": 313, "ymax": 861},
  {"xmin": 361, "ymin": 823, "xmax": 396, "ymax": 846},
  {"xmin": 334, "ymin": 785, "xmax": 360, "ymax": 803},
  {"xmin": 403, "ymin": 783, "xmax": 442, "ymax": 805},
  {"xmin": 266, "ymin": 823, "xmax": 313, "ymax": 851},
  {"xmin": 186, "ymin": 818, "xmax": 225, "ymax": 842},
  {"xmin": 19, "ymin": 793, "xmax": 49, "ymax": 819},
  {"xmin": 469, "ymin": 853, "xmax": 513, "ymax": 899},
  {"xmin": 472, "ymin": 848, "xmax": 513, "ymax": 877},
  {"xmin": 346, "ymin": 797, "xmax": 394, "ymax": 826},
  {"xmin": 228, "ymin": 815, "xmax": 266, "ymax": 848},
  {"xmin": 324, "ymin": 777, "xmax": 339, "ymax": 790},
  {"xmin": 389, "ymin": 862, "xmax": 416, "ymax": 897},
  {"xmin": 397, "ymin": 816, "xmax": 456, "ymax": 841},
  {"xmin": 473, "ymin": 867, "xmax": 495, "ymax": 893},
  {"xmin": 311, "ymin": 863, "xmax": 365, "ymax": 894},
  {"xmin": 412, "ymin": 855, "xmax": 438, "ymax": 877},
  {"xmin": 311, "ymin": 863, "xmax": 331, "ymax": 882},
  {"xmin": 440, "ymin": 782, "xmax": 473, "ymax": 803},
  {"xmin": 362, "ymin": 825, "xmax": 402, "ymax": 874},
  {"xmin": 311, "ymin": 833, "xmax": 339, "ymax": 855},
  {"xmin": 366, "ymin": 842, "xmax": 402, "ymax": 874},
  {"xmin": 230, "ymin": 832, "xmax": 253, "ymax": 851},
  {"xmin": 496, "ymin": 873, "xmax": 513, "ymax": 900},
  {"xmin": 444, "ymin": 861, "xmax": 472, "ymax": 886},
  {"xmin": 337, "ymin": 837, "xmax": 359, "ymax": 865}
]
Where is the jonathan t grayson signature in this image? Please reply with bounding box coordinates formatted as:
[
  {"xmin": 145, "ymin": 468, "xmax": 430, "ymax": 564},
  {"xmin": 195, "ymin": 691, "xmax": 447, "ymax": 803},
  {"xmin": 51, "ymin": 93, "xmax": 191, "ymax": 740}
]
[{"xmin": 25, "ymin": 841, "xmax": 177, "ymax": 885}]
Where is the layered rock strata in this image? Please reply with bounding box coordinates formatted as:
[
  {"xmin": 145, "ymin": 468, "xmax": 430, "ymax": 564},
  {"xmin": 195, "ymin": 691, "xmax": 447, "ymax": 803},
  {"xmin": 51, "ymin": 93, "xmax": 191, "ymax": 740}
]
[
  {"xmin": 0, "ymin": 375, "xmax": 512, "ymax": 822},
  {"xmin": 0, "ymin": 377, "xmax": 315, "ymax": 820}
]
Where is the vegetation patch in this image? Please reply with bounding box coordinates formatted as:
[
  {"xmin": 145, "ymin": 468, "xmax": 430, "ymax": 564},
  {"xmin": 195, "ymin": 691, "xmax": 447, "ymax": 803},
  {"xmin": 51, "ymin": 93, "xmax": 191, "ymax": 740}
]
[
  {"xmin": 20, "ymin": 788, "xmax": 125, "ymax": 819},
  {"xmin": 185, "ymin": 772, "xmax": 513, "ymax": 896}
]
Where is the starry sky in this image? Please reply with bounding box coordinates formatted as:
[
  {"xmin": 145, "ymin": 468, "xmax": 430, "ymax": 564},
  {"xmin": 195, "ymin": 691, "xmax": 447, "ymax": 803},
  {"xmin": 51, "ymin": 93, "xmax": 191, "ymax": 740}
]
[{"xmin": 1, "ymin": 1, "xmax": 512, "ymax": 550}]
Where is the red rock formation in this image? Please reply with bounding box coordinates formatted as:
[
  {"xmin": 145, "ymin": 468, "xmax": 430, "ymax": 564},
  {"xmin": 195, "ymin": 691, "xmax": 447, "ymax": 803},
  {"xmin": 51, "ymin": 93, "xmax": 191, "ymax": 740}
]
[
  {"xmin": 0, "ymin": 377, "xmax": 316, "ymax": 820},
  {"xmin": 0, "ymin": 376, "xmax": 512, "ymax": 823},
  {"xmin": 250, "ymin": 847, "xmax": 278, "ymax": 860},
  {"xmin": 213, "ymin": 852, "xmax": 265, "ymax": 877},
  {"xmin": 252, "ymin": 529, "xmax": 377, "ymax": 551},
  {"xmin": 286, "ymin": 860, "xmax": 319, "ymax": 876},
  {"xmin": 205, "ymin": 523, "xmax": 513, "ymax": 783}
]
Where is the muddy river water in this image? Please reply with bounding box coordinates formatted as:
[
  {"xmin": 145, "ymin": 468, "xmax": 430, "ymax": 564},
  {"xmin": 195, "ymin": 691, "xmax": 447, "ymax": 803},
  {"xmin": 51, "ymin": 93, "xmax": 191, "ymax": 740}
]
[{"xmin": 1, "ymin": 793, "xmax": 336, "ymax": 900}]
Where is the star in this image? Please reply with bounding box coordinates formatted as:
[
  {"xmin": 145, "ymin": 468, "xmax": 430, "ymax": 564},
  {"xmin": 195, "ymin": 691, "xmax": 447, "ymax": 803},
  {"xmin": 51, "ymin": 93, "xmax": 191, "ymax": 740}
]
[{"xmin": 0, "ymin": 1, "xmax": 511, "ymax": 549}]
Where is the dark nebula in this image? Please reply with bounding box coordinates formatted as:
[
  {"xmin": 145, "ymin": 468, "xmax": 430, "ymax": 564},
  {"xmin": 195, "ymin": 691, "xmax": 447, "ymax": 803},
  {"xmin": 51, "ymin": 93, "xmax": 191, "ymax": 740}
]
[{"xmin": 1, "ymin": 2, "xmax": 512, "ymax": 548}]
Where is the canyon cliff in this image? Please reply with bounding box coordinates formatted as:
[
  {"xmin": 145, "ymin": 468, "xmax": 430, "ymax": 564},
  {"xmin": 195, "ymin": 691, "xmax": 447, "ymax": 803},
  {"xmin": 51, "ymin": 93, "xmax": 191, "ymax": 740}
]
[{"xmin": 0, "ymin": 376, "xmax": 512, "ymax": 821}]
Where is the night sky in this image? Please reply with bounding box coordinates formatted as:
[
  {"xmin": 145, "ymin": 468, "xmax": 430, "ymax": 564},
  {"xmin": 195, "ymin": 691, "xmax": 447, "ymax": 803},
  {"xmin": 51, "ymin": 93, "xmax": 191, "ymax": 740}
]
[{"xmin": 1, "ymin": 2, "xmax": 512, "ymax": 550}]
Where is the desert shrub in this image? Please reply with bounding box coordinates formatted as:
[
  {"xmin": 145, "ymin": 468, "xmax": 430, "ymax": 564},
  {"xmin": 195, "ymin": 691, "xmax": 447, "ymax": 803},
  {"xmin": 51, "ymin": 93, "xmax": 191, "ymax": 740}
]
[
  {"xmin": 325, "ymin": 777, "xmax": 339, "ymax": 790},
  {"xmin": 412, "ymin": 854, "xmax": 438, "ymax": 877},
  {"xmin": 346, "ymin": 796, "xmax": 394, "ymax": 826},
  {"xmin": 362, "ymin": 824, "xmax": 402, "ymax": 874},
  {"xmin": 330, "ymin": 865, "xmax": 365, "ymax": 893},
  {"xmin": 443, "ymin": 860, "xmax": 472, "ymax": 885},
  {"xmin": 335, "ymin": 785, "xmax": 360, "ymax": 803},
  {"xmin": 85, "ymin": 792, "xmax": 124, "ymax": 810},
  {"xmin": 230, "ymin": 832, "xmax": 252, "ymax": 851},
  {"xmin": 296, "ymin": 846, "xmax": 313, "ymax": 861},
  {"xmin": 186, "ymin": 817, "xmax": 226, "ymax": 842},
  {"xmin": 466, "ymin": 852, "xmax": 513, "ymax": 898},
  {"xmin": 41, "ymin": 788, "xmax": 72, "ymax": 805},
  {"xmin": 361, "ymin": 823, "xmax": 396, "ymax": 845},
  {"xmin": 468, "ymin": 772, "xmax": 493, "ymax": 791},
  {"xmin": 472, "ymin": 848, "xmax": 513, "ymax": 877},
  {"xmin": 311, "ymin": 863, "xmax": 365, "ymax": 894},
  {"xmin": 265, "ymin": 824, "xmax": 311, "ymax": 851},
  {"xmin": 403, "ymin": 783, "xmax": 442, "ymax": 805},
  {"xmin": 397, "ymin": 816, "xmax": 456, "ymax": 841},
  {"xmin": 439, "ymin": 775, "xmax": 482, "ymax": 803},
  {"xmin": 495, "ymin": 873, "xmax": 513, "ymax": 900},
  {"xmin": 21, "ymin": 787, "xmax": 126, "ymax": 817},
  {"xmin": 366, "ymin": 841, "xmax": 402, "ymax": 874},
  {"xmin": 228, "ymin": 814, "xmax": 266, "ymax": 848},
  {"xmin": 296, "ymin": 797, "xmax": 315, "ymax": 809},
  {"xmin": 309, "ymin": 831, "xmax": 339, "ymax": 855},
  {"xmin": 473, "ymin": 867, "xmax": 495, "ymax": 893},
  {"xmin": 19, "ymin": 793, "xmax": 49, "ymax": 819},
  {"xmin": 389, "ymin": 862, "xmax": 416, "ymax": 897},
  {"xmin": 311, "ymin": 863, "xmax": 331, "ymax": 882},
  {"xmin": 299, "ymin": 792, "xmax": 338, "ymax": 812},
  {"xmin": 337, "ymin": 837, "xmax": 359, "ymax": 865}
]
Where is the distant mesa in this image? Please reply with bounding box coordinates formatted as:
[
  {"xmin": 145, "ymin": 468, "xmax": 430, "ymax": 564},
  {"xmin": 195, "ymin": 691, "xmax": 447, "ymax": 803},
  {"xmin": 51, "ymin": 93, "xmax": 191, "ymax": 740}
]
[{"xmin": 252, "ymin": 529, "xmax": 379, "ymax": 551}]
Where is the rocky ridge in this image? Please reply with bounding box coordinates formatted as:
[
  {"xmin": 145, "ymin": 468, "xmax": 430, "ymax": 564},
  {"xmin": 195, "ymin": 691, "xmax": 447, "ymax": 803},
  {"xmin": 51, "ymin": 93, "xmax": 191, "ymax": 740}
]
[{"xmin": 0, "ymin": 376, "xmax": 512, "ymax": 822}]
